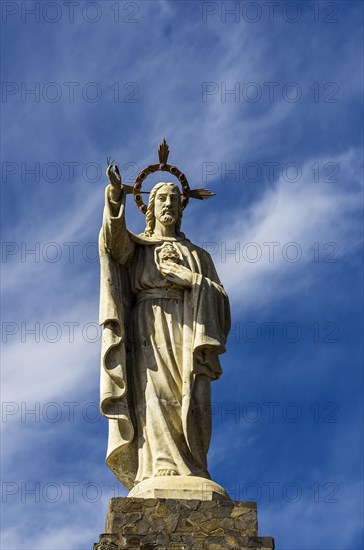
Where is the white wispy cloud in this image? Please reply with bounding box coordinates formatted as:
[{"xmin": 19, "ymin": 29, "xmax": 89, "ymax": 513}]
[{"xmin": 209, "ymin": 148, "xmax": 362, "ymax": 312}]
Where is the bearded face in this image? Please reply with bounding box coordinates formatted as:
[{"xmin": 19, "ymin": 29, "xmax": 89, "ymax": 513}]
[{"xmin": 153, "ymin": 184, "xmax": 180, "ymax": 227}]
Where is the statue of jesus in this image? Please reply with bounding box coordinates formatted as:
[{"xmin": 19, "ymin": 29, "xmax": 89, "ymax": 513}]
[{"xmin": 99, "ymin": 142, "xmax": 231, "ymax": 498}]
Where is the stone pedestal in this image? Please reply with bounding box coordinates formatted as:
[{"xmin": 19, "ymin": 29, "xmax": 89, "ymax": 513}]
[
  {"xmin": 127, "ymin": 476, "xmax": 230, "ymax": 501},
  {"xmin": 93, "ymin": 497, "xmax": 274, "ymax": 550}
]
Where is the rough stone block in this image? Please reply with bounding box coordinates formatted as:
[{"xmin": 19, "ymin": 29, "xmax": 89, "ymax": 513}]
[{"xmin": 94, "ymin": 497, "xmax": 274, "ymax": 550}]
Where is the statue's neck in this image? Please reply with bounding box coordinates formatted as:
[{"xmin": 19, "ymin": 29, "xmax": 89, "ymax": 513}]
[{"xmin": 153, "ymin": 220, "xmax": 177, "ymax": 238}]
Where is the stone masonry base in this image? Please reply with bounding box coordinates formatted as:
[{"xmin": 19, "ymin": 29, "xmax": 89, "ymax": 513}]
[{"xmin": 93, "ymin": 497, "xmax": 275, "ymax": 550}]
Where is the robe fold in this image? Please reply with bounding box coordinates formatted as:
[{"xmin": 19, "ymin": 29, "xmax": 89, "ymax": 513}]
[{"xmin": 99, "ymin": 187, "xmax": 231, "ymax": 490}]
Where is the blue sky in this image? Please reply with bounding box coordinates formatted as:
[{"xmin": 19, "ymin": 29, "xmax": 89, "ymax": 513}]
[{"xmin": 1, "ymin": 1, "xmax": 363, "ymax": 549}]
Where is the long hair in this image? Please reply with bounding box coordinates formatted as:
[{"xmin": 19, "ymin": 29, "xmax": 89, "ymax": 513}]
[{"xmin": 141, "ymin": 182, "xmax": 184, "ymax": 238}]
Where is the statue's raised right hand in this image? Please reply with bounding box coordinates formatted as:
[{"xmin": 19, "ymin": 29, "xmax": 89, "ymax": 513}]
[{"xmin": 106, "ymin": 157, "xmax": 123, "ymax": 202}]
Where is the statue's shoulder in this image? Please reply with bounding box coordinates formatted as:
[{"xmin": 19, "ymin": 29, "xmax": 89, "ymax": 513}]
[
  {"xmin": 128, "ymin": 231, "xmax": 159, "ymax": 245},
  {"xmin": 180, "ymin": 238, "xmax": 214, "ymax": 262}
]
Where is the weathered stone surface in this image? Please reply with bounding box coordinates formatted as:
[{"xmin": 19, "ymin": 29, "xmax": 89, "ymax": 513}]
[
  {"xmin": 100, "ymin": 169, "xmax": 231, "ymax": 493},
  {"xmin": 94, "ymin": 497, "xmax": 275, "ymax": 549}
]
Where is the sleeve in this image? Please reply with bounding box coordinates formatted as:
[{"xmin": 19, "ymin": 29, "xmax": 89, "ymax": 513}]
[{"xmin": 102, "ymin": 184, "xmax": 134, "ymax": 265}]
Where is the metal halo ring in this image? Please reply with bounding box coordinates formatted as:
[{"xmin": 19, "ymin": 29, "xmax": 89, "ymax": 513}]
[{"xmin": 133, "ymin": 163, "xmax": 190, "ymax": 214}]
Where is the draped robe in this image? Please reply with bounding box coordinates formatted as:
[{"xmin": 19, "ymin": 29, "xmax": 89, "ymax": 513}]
[{"xmin": 99, "ymin": 188, "xmax": 231, "ymax": 490}]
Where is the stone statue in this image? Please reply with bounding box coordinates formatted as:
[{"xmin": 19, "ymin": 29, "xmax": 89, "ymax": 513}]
[{"xmin": 99, "ymin": 141, "xmax": 231, "ymax": 499}]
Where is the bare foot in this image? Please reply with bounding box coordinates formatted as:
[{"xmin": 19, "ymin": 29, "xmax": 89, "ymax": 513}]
[{"xmin": 156, "ymin": 469, "xmax": 178, "ymax": 476}]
